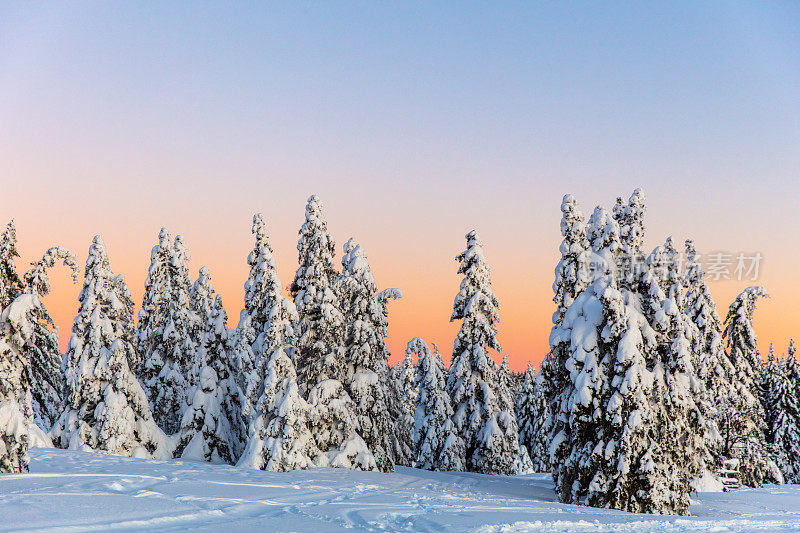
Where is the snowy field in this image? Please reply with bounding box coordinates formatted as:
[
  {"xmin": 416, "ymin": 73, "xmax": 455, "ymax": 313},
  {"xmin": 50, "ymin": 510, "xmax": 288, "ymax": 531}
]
[{"xmin": 0, "ymin": 450, "xmax": 798, "ymax": 532}]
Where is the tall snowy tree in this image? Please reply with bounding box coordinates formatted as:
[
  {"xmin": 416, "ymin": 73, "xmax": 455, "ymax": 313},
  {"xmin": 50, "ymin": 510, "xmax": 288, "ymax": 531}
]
[
  {"xmin": 550, "ymin": 206, "xmax": 682, "ymax": 514},
  {"xmin": 772, "ymin": 340, "xmax": 800, "ymax": 483},
  {"xmin": 236, "ymin": 213, "xmax": 285, "ymax": 395},
  {"xmin": 113, "ymin": 274, "xmax": 140, "ymax": 374},
  {"xmin": 411, "ymin": 338, "xmax": 465, "ymax": 471},
  {"xmin": 721, "ymin": 286, "xmax": 782, "ymax": 487},
  {"xmin": 0, "ymin": 231, "xmax": 79, "ymax": 434},
  {"xmin": 138, "ymin": 229, "xmax": 197, "ymax": 435},
  {"xmin": 137, "ymin": 227, "xmax": 173, "ymax": 380},
  {"xmin": 170, "ymin": 234, "xmax": 198, "ymax": 378},
  {"xmin": 515, "ymin": 363, "xmax": 549, "ymax": 473},
  {"xmin": 175, "ymin": 295, "xmax": 245, "ymax": 463},
  {"xmin": 549, "ymin": 206, "xmax": 618, "ymax": 508},
  {"xmin": 291, "ymin": 195, "xmax": 343, "ymax": 391},
  {"xmin": 448, "ymin": 230, "xmax": 516, "ymax": 475},
  {"xmin": 759, "ymin": 344, "xmax": 781, "ymax": 436},
  {"xmin": 240, "ymin": 216, "xmax": 298, "ymax": 428},
  {"xmin": 52, "ymin": 236, "xmax": 171, "ymax": 458},
  {"xmin": 337, "ymin": 238, "xmax": 401, "ymax": 472},
  {"xmin": 290, "ymin": 196, "xmax": 375, "ymax": 470},
  {"xmin": 542, "ymin": 194, "xmax": 590, "ymax": 473},
  {"xmin": 647, "ymin": 237, "xmax": 711, "ymax": 496},
  {"xmin": 189, "ymin": 266, "xmax": 216, "ymax": 379},
  {"xmin": 19, "ymin": 247, "xmax": 79, "ymax": 430},
  {"xmin": 388, "ymin": 350, "xmax": 417, "ymax": 467},
  {"xmin": 724, "ymin": 287, "xmax": 769, "ymax": 410},
  {"xmin": 615, "ymin": 195, "xmax": 708, "ymax": 501},
  {"xmin": 684, "ymin": 241, "xmax": 735, "ymax": 399},
  {"xmin": 683, "ymin": 239, "xmax": 734, "ymax": 468}
]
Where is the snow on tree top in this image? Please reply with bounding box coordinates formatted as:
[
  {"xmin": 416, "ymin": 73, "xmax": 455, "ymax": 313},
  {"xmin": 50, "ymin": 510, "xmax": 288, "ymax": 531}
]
[{"xmin": 24, "ymin": 247, "xmax": 79, "ymax": 296}]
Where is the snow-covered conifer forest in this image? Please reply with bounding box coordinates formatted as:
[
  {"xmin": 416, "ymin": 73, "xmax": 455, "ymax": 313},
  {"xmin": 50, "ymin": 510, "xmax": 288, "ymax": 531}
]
[{"xmin": 2, "ymin": 191, "xmax": 800, "ymax": 529}]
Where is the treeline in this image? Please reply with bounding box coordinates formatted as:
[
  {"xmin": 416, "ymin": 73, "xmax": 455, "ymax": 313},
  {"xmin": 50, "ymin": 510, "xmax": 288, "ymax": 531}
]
[
  {"xmin": 0, "ymin": 196, "xmax": 527, "ymax": 476},
  {"xmin": 2, "ymin": 191, "xmax": 796, "ymax": 518}
]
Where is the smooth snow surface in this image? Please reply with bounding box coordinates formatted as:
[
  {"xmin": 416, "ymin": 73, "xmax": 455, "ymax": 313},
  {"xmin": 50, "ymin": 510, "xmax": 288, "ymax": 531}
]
[{"xmin": 2, "ymin": 449, "xmax": 800, "ymax": 532}]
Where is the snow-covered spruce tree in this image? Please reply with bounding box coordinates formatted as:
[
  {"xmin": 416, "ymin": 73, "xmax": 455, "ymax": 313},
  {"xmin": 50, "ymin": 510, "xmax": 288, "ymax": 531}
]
[
  {"xmin": 337, "ymin": 238, "xmax": 401, "ymax": 472},
  {"xmin": 237, "ymin": 330, "xmax": 318, "ymax": 472},
  {"xmin": 542, "ymin": 194, "xmax": 590, "ymax": 473},
  {"xmin": 236, "ymin": 215, "xmax": 269, "ymax": 383},
  {"xmin": 647, "ymin": 237, "xmax": 712, "ymax": 495},
  {"xmin": 684, "ymin": 241, "xmax": 736, "ymax": 401},
  {"xmin": 495, "ymin": 354, "xmax": 524, "ymax": 474},
  {"xmin": 550, "ymin": 207, "xmax": 681, "ymax": 514},
  {"xmin": 515, "ymin": 363, "xmax": 549, "ymax": 473},
  {"xmin": 549, "ymin": 207, "xmax": 617, "ymax": 509},
  {"xmin": 112, "ymin": 273, "xmax": 140, "ymax": 374},
  {"xmin": 615, "ymin": 196, "xmax": 707, "ymax": 497},
  {"xmin": 137, "ymin": 228, "xmax": 173, "ymax": 382},
  {"xmin": 175, "ymin": 295, "xmax": 245, "ymax": 464},
  {"xmin": 515, "ymin": 364, "xmax": 536, "ymax": 461},
  {"xmin": 721, "ymin": 286, "xmax": 782, "ymax": 486},
  {"xmin": 170, "ymin": 234, "xmax": 198, "ymax": 379},
  {"xmin": 411, "ymin": 338, "xmax": 465, "ymax": 471},
  {"xmin": 448, "ymin": 230, "xmax": 517, "ymax": 475},
  {"xmin": 290, "ymin": 196, "xmax": 375, "ymax": 470},
  {"xmin": 0, "ymin": 311, "xmax": 33, "ymax": 472},
  {"xmin": 236, "ymin": 214, "xmax": 279, "ymax": 396},
  {"xmin": 759, "ymin": 344, "xmax": 781, "ymax": 437},
  {"xmin": 291, "ymin": 195, "xmax": 344, "ymax": 391},
  {"xmin": 497, "ymin": 355, "xmax": 515, "ymax": 421},
  {"xmin": 239, "ymin": 215, "xmax": 298, "ymax": 428},
  {"xmin": 19, "ymin": 247, "xmax": 79, "ymax": 430},
  {"xmin": 724, "ymin": 287, "xmax": 769, "ymax": 412},
  {"xmin": 773, "ymin": 340, "xmax": 800, "ymax": 482},
  {"xmin": 388, "ymin": 349, "xmax": 417, "ymax": 467},
  {"xmin": 189, "ymin": 266, "xmax": 215, "ymax": 380},
  {"xmin": 0, "ymin": 220, "xmax": 24, "ymax": 310},
  {"xmin": 684, "ymin": 239, "xmax": 736, "ymax": 469},
  {"xmin": 51, "ymin": 236, "xmax": 170, "ymax": 458},
  {"xmin": 596, "ymin": 272, "xmax": 676, "ymax": 513},
  {"xmin": 138, "ymin": 229, "xmax": 197, "ymax": 435}
]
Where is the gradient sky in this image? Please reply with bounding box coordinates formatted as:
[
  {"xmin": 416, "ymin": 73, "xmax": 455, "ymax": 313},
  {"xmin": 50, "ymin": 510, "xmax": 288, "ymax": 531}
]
[{"xmin": 1, "ymin": 2, "xmax": 799, "ymax": 370}]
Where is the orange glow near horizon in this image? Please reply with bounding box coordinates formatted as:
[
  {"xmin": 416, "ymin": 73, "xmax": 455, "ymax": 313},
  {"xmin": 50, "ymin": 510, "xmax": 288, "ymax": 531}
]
[{"xmin": 17, "ymin": 199, "xmax": 798, "ymax": 375}]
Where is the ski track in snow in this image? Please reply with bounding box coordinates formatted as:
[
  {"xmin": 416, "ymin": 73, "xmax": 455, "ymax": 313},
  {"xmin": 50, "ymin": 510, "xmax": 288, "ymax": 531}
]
[{"xmin": 0, "ymin": 449, "xmax": 799, "ymax": 532}]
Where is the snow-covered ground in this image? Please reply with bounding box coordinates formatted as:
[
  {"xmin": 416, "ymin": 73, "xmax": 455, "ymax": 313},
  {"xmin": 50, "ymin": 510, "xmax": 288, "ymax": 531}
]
[{"xmin": 2, "ymin": 449, "xmax": 799, "ymax": 532}]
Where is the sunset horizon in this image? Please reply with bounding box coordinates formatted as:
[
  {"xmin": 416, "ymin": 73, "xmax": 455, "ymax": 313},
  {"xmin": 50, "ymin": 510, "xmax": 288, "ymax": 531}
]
[
  {"xmin": 3, "ymin": 3, "xmax": 800, "ymax": 528},
  {"xmin": 7, "ymin": 187, "xmax": 796, "ymax": 373}
]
